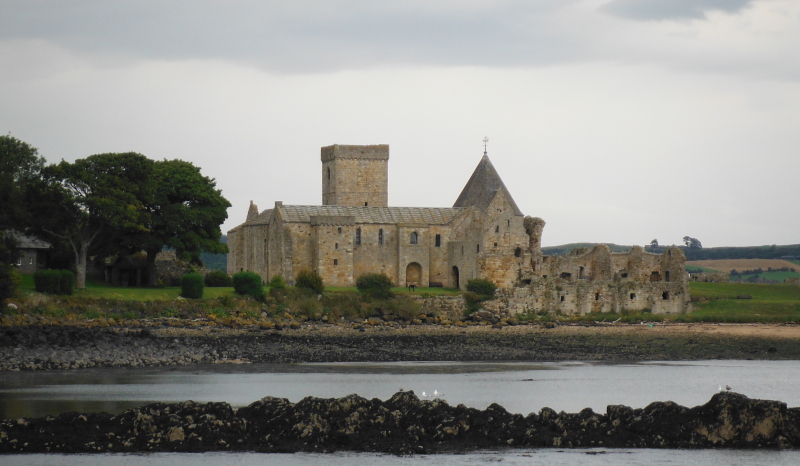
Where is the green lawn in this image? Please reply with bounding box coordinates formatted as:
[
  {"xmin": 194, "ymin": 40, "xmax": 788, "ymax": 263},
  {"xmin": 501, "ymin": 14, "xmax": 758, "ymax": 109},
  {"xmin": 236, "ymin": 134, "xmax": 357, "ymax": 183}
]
[
  {"xmin": 731, "ymin": 271, "xmax": 800, "ymax": 282},
  {"xmin": 685, "ymin": 282, "xmax": 800, "ymax": 322}
]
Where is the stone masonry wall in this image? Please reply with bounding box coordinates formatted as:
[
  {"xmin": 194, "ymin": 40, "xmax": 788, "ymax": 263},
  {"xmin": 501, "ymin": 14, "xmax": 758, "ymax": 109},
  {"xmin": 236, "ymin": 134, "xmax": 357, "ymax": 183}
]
[{"xmin": 322, "ymin": 144, "xmax": 389, "ymax": 207}]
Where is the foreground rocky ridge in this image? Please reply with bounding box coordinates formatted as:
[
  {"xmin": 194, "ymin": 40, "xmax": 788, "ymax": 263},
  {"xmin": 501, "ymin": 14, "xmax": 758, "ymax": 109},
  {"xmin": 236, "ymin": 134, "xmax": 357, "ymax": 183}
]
[
  {"xmin": 3, "ymin": 323, "xmax": 800, "ymax": 371},
  {"xmin": 2, "ymin": 391, "xmax": 798, "ymax": 454}
]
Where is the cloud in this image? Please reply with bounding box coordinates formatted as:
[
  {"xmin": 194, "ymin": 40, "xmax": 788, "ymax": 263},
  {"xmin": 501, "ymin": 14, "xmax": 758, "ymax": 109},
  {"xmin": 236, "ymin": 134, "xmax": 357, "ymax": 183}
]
[{"xmin": 602, "ymin": 0, "xmax": 755, "ymax": 21}]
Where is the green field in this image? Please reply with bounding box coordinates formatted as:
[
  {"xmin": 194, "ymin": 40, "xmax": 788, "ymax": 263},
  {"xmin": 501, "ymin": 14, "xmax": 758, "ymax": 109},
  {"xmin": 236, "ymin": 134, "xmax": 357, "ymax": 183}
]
[
  {"xmin": 731, "ymin": 271, "xmax": 800, "ymax": 282},
  {"xmin": 683, "ymin": 282, "xmax": 800, "ymax": 322}
]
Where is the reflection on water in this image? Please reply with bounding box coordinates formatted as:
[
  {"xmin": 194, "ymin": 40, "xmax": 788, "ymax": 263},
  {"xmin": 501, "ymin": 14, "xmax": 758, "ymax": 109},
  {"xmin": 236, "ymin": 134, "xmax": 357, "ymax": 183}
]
[
  {"xmin": 2, "ymin": 449, "xmax": 800, "ymax": 466},
  {"xmin": 3, "ymin": 360, "xmax": 800, "ymax": 420}
]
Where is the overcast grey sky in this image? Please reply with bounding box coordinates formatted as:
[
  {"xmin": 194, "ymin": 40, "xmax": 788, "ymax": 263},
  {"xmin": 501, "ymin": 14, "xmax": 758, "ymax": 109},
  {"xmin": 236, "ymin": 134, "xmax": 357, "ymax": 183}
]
[{"xmin": 2, "ymin": 0, "xmax": 798, "ymax": 247}]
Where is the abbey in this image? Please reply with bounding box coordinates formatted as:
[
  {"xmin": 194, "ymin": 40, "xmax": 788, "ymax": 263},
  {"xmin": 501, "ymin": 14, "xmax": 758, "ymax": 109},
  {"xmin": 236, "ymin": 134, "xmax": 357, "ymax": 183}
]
[{"xmin": 228, "ymin": 144, "xmax": 691, "ymax": 315}]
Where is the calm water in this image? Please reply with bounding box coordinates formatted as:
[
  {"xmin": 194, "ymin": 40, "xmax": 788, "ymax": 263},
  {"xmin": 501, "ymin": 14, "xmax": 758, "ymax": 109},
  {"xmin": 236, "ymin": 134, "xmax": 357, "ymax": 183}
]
[{"xmin": 2, "ymin": 360, "xmax": 800, "ymax": 465}]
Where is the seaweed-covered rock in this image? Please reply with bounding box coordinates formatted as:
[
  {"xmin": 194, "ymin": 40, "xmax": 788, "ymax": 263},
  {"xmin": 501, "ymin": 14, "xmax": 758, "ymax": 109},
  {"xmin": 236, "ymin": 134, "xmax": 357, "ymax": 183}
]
[{"xmin": 1, "ymin": 392, "xmax": 799, "ymax": 454}]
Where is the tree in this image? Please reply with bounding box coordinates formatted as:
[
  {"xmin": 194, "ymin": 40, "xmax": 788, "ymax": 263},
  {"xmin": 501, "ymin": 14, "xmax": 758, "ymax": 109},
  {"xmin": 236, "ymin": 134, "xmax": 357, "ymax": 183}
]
[
  {"xmin": 649, "ymin": 239, "xmax": 659, "ymax": 248},
  {"xmin": 682, "ymin": 236, "xmax": 702, "ymax": 249},
  {"xmin": 31, "ymin": 153, "xmax": 154, "ymax": 288},
  {"xmin": 0, "ymin": 135, "xmax": 45, "ymax": 229},
  {"xmin": 122, "ymin": 159, "xmax": 230, "ymax": 286}
]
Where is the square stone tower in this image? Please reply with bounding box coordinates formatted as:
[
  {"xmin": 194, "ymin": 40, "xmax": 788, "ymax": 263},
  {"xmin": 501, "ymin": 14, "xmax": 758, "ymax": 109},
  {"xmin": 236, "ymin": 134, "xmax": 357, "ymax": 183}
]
[{"xmin": 321, "ymin": 144, "xmax": 389, "ymax": 207}]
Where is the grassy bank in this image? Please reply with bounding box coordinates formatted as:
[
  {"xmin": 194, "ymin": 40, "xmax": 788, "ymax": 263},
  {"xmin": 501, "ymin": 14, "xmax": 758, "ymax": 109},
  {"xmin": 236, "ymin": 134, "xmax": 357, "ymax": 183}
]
[{"xmin": 7, "ymin": 276, "xmax": 800, "ymax": 325}]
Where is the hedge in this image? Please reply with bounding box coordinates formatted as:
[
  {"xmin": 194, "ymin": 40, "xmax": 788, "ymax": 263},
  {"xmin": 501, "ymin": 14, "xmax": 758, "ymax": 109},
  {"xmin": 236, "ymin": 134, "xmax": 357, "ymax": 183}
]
[
  {"xmin": 180, "ymin": 272, "xmax": 204, "ymax": 299},
  {"xmin": 232, "ymin": 271, "xmax": 264, "ymax": 299},
  {"xmin": 59, "ymin": 270, "xmax": 75, "ymax": 296},
  {"xmin": 296, "ymin": 269, "xmax": 324, "ymax": 294},
  {"xmin": 356, "ymin": 272, "xmax": 394, "ymax": 299},
  {"xmin": 34, "ymin": 270, "xmax": 62, "ymax": 295},
  {"xmin": 205, "ymin": 270, "xmax": 232, "ymax": 287}
]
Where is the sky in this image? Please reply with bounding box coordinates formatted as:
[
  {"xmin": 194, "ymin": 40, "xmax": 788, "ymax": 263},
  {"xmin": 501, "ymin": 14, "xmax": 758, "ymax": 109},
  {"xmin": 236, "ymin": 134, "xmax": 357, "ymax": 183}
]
[{"xmin": 1, "ymin": 0, "xmax": 798, "ymax": 248}]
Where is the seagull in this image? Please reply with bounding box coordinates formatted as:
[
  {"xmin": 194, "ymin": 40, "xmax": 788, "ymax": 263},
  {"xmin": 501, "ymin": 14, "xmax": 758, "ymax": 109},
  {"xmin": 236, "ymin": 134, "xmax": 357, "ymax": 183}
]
[
  {"xmin": 726, "ymin": 385, "xmax": 731, "ymax": 391},
  {"xmin": 433, "ymin": 390, "xmax": 444, "ymax": 397},
  {"xmin": 718, "ymin": 385, "xmax": 723, "ymax": 392},
  {"xmin": 422, "ymin": 391, "xmax": 429, "ymax": 398}
]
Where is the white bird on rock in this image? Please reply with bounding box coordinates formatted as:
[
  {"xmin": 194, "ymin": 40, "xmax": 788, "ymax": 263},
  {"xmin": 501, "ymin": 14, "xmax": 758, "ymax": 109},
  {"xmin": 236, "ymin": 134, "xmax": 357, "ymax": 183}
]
[
  {"xmin": 421, "ymin": 391, "xmax": 429, "ymax": 398},
  {"xmin": 433, "ymin": 390, "xmax": 444, "ymax": 397}
]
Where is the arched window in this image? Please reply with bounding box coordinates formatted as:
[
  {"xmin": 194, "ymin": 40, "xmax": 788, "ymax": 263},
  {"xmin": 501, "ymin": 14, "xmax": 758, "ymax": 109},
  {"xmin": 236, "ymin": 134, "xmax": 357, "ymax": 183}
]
[
  {"xmin": 410, "ymin": 232, "xmax": 418, "ymax": 245},
  {"xmin": 355, "ymin": 228, "xmax": 361, "ymax": 246},
  {"xmin": 378, "ymin": 229, "xmax": 384, "ymax": 245}
]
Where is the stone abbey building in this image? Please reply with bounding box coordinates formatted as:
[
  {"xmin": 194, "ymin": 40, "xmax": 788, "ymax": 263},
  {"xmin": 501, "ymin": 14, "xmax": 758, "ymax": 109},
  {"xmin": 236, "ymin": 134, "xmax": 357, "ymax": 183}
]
[{"xmin": 228, "ymin": 144, "xmax": 691, "ymax": 315}]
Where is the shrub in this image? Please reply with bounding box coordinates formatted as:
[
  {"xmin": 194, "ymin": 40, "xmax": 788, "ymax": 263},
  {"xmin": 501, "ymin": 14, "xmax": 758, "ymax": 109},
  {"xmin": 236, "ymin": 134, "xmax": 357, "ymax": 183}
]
[
  {"xmin": 295, "ymin": 296, "xmax": 323, "ymax": 320},
  {"xmin": 180, "ymin": 272, "xmax": 204, "ymax": 299},
  {"xmin": 204, "ymin": 270, "xmax": 232, "ymax": 287},
  {"xmin": 379, "ymin": 294, "xmax": 421, "ymax": 320},
  {"xmin": 295, "ymin": 269, "xmax": 324, "ymax": 294},
  {"xmin": 268, "ymin": 274, "xmax": 286, "ymax": 290},
  {"xmin": 34, "ymin": 270, "xmax": 62, "ymax": 294},
  {"xmin": 466, "ymin": 278, "xmax": 496, "ymax": 298},
  {"xmin": 356, "ymin": 272, "xmax": 394, "ymax": 299},
  {"xmin": 232, "ymin": 271, "xmax": 264, "ymax": 299},
  {"xmin": 59, "ymin": 270, "xmax": 75, "ymax": 296}
]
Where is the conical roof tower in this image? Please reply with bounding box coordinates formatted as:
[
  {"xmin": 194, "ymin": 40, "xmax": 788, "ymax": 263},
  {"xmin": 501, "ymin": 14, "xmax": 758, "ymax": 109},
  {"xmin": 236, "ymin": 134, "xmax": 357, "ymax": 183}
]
[{"xmin": 453, "ymin": 153, "xmax": 523, "ymax": 215}]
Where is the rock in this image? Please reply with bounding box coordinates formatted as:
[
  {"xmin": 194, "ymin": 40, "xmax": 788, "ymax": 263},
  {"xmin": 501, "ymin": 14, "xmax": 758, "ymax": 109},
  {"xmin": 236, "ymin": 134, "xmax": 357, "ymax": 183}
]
[{"xmin": 1, "ymin": 392, "xmax": 799, "ymax": 454}]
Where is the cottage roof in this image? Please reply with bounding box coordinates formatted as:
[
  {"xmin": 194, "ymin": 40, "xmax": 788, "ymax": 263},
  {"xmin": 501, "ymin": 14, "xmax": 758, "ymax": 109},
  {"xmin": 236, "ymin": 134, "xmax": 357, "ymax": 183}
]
[
  {"xmin": 453, "ymin": 155, "xmax": 523, "ymax": 216},
  {"xmin": 279, "ymin": 205, "xmax": 466, "ymax": 225},
  {"xmin": 6, "ymin": 230, "xmax": 51, "ymax": 249}
]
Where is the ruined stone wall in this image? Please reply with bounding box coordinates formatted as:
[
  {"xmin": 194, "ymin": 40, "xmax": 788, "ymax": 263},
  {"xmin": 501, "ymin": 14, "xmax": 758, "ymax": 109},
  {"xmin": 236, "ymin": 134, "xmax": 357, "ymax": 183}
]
[
  {"xmin": 321, "ymin": 144, "xmax": 389, "ymax": 207},
  {"xmin": 487, "ymin": 277, "xmax": 691, "ymax": 316},
  {"xmin": 478, "ymin": 191, "xmax": 530, "ymax": 288}
]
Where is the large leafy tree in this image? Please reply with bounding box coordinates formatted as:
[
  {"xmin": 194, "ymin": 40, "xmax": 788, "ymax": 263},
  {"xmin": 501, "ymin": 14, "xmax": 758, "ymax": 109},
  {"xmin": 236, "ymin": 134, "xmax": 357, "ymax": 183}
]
[
  {"xmin": 125, "ymin": 159, "xmax": 230, "ymax": 286},
  {"xmin": 32, "ymin": 153, "xmax": 154, "ymax": 288},
  {"xmin": 0, "ymin": 135, "xmax": 45, "ymax": 229},
  {"xmin": 1, "ymin": 135, "xmax": 45, "ymax": 306}
]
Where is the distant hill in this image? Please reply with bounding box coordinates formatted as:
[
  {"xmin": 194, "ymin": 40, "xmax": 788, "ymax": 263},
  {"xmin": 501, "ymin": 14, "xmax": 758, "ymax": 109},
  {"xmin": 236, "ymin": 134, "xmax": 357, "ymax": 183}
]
[
  {"xmin": 541, "ymin": 243, "xmax": 633, "ymax": 256},
  {"xmin": 542, "ymin": 242, "xmax": 800, "ymax": 261},
  {"xmin": 199, "ymin": 234, "xmax": 227, "ymax": 272}
]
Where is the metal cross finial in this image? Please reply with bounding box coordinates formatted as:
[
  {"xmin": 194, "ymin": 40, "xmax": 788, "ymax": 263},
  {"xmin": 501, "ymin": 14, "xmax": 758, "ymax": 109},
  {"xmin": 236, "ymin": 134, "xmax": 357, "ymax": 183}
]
[{"xmin": 483, "ymin": 137, "xmax": 489, "ymax": 156}]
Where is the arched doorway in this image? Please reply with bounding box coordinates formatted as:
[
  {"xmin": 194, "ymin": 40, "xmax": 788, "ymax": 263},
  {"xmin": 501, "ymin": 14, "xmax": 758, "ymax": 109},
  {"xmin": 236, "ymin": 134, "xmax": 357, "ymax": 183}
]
[
  {"xmin": 452, "ymin": 266, "xmax": 460, "ymax": 289},
  {"xmin": 406, "ymin": 262, "xmax": 422, "ymax": 286}
]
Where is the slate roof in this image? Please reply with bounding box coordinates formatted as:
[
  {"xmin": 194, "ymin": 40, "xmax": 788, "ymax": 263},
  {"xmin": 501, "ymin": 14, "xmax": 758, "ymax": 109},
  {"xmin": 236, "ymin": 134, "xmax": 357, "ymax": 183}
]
[
  {"xmin": 278, "ymin": 205, "xmax": 466, "ymax": 225},
  {"xmin": 453, "ymin": 155, "xmax": 523, "ymax": 216},
  {"xmin": 6, "ymin": 230, "xmax": 51, "ymax": 249}
]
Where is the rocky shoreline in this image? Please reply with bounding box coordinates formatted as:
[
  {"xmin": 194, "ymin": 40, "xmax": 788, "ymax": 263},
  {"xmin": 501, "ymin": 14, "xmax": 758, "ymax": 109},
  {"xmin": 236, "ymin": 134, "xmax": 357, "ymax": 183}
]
[
  {"xmin": 2, "ymin": 391, "xmax": 798, "ymax": 453},
  {"xmin": 3, "ymin": 322, "xmax": 800, "ymax": 371}
]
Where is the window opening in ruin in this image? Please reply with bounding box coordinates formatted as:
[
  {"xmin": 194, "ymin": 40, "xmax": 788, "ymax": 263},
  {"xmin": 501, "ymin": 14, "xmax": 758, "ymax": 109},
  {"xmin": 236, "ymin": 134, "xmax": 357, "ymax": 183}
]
[
  {"xmin": 579, "ymin": 266, "xmax": 585, "ymax": 279},
  {"xmin": 338, "ymin": 227, "xmax": 342, "ymax": 234},
  {"xmin": 365, "ymin": 202, "xmax": 368, "ymax": 206},
  {"xmin": 560, "ymin": 296, "xmax": 565, "ymax": 302},
  {"xmin": 452, "ymin": 266, "xmax": 460, "ymax": 289},
  {"xmin": 621, "ymin": 272, "xmax": 628, "ymax": 278},
  {"xmin": 515, "ymin": 247, "xmax": 522, "ymax": 257},
  {"xmin": 522, "ymin": 279, "xmax": 531, "ymax": 285},
  {"xmin": 410, "ymin": 232, "xmax": 418, "ymax": 244},
  {"xmin": 378, "ymin": 229, "xmax": 384, "ymax": 245},
  {"xmin": 507, "ymin": 219, "xmax": 510, "ymax": 227},
  {"xmin": 542, "ymin": 275, "xmax": 547, "ymax": 279},
  {"xmin": 495, "ymin": 226, "xmax": 500, "ymax": 233},
  {"xmin": 494, "ymin": 243, "xmax": 498, "ymax": 247},
  {"xmin": 327, "ymin": 168, "xmax": 330, "ymax": 180},
  {"xmin": 595, "ymin": 293, "xmax": 601, "ymax": 301},
  {"xmin": 666, "ymin": 271, "xmax": 671, "ymax": 282},
  {"xmin": 630, "ymin": 293, "xmax": 636, "ymax": 300},
  {"xmin": 334, "ymin": 259, "xmax": 338, "ymax": 266},
  {"xmin": 560, "ymin": 272, "xmax": 571, "ymax": 280},
  {"xmin": 335, "ymin": 243, "xmax": 338, "ymax": 250},
  {"xmin": 435, "ymin": 234, "xmax": 441, "ymax": 247},
  {"xmin": 662, "ymin": 291, "xmax": 670, "ymax": 300},
  {"xmin": 461, "ymin": 246, "xmax": 464, "ymax": 255},
  {"xmin": 477, "ymin": 244, "xmax": 480, "ymax": 253},
  {"xmin": 355, "ymin": 228, "xmax": 361, "ymax": 246},
  {"xmin": 650, "ymin": 271, "xmax": 662, "ymax": 282}
]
